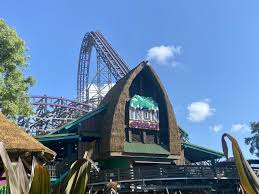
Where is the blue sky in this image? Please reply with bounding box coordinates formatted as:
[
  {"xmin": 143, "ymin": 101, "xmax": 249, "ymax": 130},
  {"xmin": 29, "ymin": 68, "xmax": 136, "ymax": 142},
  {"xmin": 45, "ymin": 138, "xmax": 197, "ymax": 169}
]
[{"xmin": 1, "ymin": 0, "xmax": 259, "ymax": 158}]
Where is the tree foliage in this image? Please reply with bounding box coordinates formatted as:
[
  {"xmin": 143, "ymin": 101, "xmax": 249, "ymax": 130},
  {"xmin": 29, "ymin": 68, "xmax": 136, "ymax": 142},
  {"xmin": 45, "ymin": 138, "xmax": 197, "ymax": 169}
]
[
  {"xmin": 245, "ymin": 122, "xmax": 259, "ymax": 157},
  {"xmin": 0, "ymin": 18, "xmax": 34, "ymax": 119}
]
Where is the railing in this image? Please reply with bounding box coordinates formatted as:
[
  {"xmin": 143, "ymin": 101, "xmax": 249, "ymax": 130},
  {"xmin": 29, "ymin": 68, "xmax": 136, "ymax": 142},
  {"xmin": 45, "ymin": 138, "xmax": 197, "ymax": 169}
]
[
  {"xmin": 47, "ymin": 153, "xmax": 78, "ymax": 179},
  {"xmin": 46, "ymin": 164, "xmax": 57, "ymax": 178},
  {"xmin": 89, "ymin": 165, "xmax": 239, "ymax": 184},
  {"xmin": 47, "ymin": 163, "xmax": 258, "ymax": 185}
]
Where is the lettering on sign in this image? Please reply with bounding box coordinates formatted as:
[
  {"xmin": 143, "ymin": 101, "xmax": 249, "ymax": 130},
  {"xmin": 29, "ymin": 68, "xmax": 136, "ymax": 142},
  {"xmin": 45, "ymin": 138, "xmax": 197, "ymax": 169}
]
[{"xmin": 128, "ymin": 95, "xmax": 159, "ymax": 130}]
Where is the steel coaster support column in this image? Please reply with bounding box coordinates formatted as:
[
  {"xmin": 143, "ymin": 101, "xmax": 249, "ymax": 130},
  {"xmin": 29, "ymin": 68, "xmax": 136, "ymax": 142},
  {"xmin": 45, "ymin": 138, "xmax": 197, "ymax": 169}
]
[
  {"xmin": 96, "ymin": 52, "xmax": 102, "ymax": 105},
  {"xmin": 107, "ymin": 61, "xmax": 112, "ymax": 89},
  {"xmin": 77, "ymin": 33, "xmax": 93, "ymax": 102},
  {"xmin": 80, "ymin": 49, "xmax": 91, "ymax": 102},
  {"xmin": 77, "ymin": 31, "xmax": 131, "ymax": 104},
  {"xmin": 85, "ymin": 50, "xmax": 91, "ymax": 102}
]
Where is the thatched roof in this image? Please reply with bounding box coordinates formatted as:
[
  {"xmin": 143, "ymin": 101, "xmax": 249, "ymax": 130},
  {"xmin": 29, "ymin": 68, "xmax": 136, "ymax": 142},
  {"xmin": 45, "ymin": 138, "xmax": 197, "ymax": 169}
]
[
  {"xmin": 99, "ymin": 61, "xmax": 181, "ymax": 156},
  {"xmin": 0, "ymin": 112, "xmax": 56, "ymax": 161}
]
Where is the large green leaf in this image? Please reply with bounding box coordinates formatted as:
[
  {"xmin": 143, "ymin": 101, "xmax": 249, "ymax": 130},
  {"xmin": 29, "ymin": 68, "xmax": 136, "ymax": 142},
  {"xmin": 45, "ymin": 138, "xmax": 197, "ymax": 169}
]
[
  {"xmin": 0, "ymin": 142, "xmax": 22, "ymax": 194},
  {"xmin": 55, "ymin": 141, "xmax": 98, "ymax": 194},
  {"xmin": 222, "ymin": 133, "xmax": 259, "ymax": 194},
  {"xmin": 0, "ymin": 143, "xmax": 52, "ymax": 194},
  {"xmin": 29, "ymin": 164, "xmax": 51, "ymax": 194},
  {"xmin": 59, "ymin": 159, "xmax": 91, "ymax": 194},
  {"xmin": 16, "ymin": 158, "xmax": 29, "ymax": 193}
]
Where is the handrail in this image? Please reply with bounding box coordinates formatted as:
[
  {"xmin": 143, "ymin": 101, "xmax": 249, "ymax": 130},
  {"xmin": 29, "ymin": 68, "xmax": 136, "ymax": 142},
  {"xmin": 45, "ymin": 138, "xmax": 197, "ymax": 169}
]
[{"xmin": 89, "ymin": 165, "xmax": 240, "ymax": 184}]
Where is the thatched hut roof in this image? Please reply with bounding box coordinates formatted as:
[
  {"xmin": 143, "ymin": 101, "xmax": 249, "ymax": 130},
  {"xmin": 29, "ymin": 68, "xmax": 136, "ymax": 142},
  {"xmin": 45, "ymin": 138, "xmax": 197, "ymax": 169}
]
[
  {"xmin": 98, "ymin": 61, "xmax": 181, "ymax": 157},
  {"xmin": 0, "ymin": 112, "xmax": 56, "ymax": 161}
]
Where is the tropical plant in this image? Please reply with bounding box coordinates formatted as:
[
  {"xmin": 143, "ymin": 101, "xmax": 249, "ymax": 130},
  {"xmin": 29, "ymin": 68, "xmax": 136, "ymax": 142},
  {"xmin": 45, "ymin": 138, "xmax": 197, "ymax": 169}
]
[
  {"xmin": 222, "ymin": 133, "xmax": 259, "ymax": 194},
  {"xmin": 54, "ymin": 151, "xmax": 97, "ymax": 194},
  {"xmin": 245, "ymin": 122, "xmax": 259, "ymax": 157},
  {"xmin": 0, "ymin": 141, "xmax": 114, "ymax": 194},
  {"xmin": 0, "ymin": 142, "xmax": 51, "ymax": 194},
  {"xmin": 52, "ymin": 141, "xmax": 99, "ymax": 194}
]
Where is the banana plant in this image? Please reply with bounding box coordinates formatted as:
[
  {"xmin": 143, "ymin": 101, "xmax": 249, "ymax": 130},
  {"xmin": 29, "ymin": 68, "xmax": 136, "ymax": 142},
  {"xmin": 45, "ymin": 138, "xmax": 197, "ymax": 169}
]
[
  {"xmin": 222, "ymin": 133, "xmax": 259, "ymax": 194},
  {"xmin": 53, "ymin": 141, "xmax": 99, "ymax": 194},
  {"xmin": 29, "ymin": 160, "xmax": 51, "ymax": 194},
  {"xmin": 0, "ymin": 142, "xmax": 51, "ymax": 194},
  {"xmin": 0, "ymin": 140, "xmax": 103, "ymax": 194},
  {"xmin": 56, "ymin": 155, "xmax": 92, "ymax": 194}
]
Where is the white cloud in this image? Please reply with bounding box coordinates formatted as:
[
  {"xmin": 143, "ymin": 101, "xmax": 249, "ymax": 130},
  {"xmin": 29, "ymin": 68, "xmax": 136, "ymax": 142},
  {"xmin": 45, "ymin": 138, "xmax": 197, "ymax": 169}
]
[
  {"xmin": 187, "ymin": 99, "xmax": 215, "ymax": 122},
  {"xmin": 210, "ymin": 124, "xmax": 223, "ymax": 133},
  {"xmin": 231, "ymin": 123, "xmax": 250, "ymax": 133},
  {"xmin": 146, "ymin": 45, "xmax": 182, "ymax": 67}
]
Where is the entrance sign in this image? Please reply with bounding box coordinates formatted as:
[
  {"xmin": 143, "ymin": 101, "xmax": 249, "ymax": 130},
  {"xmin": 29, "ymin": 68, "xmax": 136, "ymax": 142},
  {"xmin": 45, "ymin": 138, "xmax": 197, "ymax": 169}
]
[{"xmin": 129, "ymin": 95, "xmax": 159, "ymax": 130}]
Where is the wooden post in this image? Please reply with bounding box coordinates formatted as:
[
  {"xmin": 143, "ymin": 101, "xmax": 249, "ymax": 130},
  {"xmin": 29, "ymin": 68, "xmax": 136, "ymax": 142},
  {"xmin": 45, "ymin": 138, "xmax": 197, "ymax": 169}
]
[
  {"xmin": 117, "ymin": 168, "xmax": 120, "ymax": 181},
  {"xmin": 142, "ymin": 130, "xmax": 146, "ymax": 143},
  {"xmin": 129, "ymin": 129, "xmax": 132, "ymax": 142}
]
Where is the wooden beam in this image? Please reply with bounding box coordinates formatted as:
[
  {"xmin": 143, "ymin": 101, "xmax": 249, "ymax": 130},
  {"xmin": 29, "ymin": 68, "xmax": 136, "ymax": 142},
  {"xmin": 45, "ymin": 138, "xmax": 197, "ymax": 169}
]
[{"xmin": 128, "ymin": 129, "xmax": 132, "ymax": 143}]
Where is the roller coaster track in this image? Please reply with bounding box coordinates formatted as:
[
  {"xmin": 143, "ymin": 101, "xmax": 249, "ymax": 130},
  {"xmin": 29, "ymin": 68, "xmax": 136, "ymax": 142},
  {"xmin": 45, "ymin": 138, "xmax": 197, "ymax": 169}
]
[
  {"xmin": 77, "ymin": 31, "xmax": 130, "ymax": 102},
  {"xmin": 18, "ymin": 95, "xmax": 93, "ymax": 135},
  {"xmin": 18, "ymin": 32, "xmax": 130, "ymax": 135}
]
